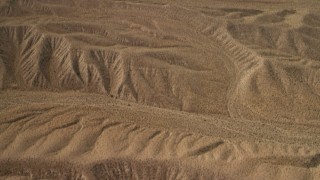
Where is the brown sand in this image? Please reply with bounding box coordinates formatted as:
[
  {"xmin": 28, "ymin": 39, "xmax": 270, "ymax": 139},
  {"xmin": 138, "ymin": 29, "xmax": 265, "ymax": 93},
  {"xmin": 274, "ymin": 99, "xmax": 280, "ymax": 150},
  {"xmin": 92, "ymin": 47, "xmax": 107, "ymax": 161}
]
[{"xmin": 0, "ymin": 0, "xmax": 320, "ymax": 179}]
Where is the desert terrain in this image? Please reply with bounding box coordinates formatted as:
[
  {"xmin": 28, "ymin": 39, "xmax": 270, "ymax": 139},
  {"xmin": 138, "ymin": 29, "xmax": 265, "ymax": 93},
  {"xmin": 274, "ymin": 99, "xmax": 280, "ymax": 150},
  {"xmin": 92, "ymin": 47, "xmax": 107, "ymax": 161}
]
[{"xmin": 0, "ymin": 0, "xmax": 320, "ymax": 179}]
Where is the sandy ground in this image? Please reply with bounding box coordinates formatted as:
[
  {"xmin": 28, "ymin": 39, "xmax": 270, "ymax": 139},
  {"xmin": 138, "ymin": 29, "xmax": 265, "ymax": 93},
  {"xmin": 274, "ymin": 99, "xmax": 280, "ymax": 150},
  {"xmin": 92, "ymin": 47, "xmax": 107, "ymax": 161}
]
[{"xmin": 0, "ymin": 0, "xmax": 320, "ymax": 179}]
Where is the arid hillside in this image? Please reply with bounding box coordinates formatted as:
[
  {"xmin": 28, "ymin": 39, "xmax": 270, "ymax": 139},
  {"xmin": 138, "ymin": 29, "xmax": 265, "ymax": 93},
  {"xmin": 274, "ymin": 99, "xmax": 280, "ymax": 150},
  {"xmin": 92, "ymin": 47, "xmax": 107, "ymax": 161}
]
[{"xmin": 0, "ymin": 0, "xmax": 320, "ymax": 179}]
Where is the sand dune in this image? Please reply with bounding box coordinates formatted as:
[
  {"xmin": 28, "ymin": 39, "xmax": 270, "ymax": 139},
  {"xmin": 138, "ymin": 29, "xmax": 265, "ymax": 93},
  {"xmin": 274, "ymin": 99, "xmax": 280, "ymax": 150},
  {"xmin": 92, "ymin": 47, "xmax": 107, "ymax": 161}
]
[{"xmin": 0, "ymin": 0, "xmax": 320, "ymax": 179}]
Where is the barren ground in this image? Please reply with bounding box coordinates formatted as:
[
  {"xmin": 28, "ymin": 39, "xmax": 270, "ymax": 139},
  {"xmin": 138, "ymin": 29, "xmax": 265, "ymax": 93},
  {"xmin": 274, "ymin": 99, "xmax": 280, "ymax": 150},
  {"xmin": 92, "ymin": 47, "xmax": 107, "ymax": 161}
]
[{"xmin": 0, "ymin": 0, "xmax": 320, "ymax": 179}]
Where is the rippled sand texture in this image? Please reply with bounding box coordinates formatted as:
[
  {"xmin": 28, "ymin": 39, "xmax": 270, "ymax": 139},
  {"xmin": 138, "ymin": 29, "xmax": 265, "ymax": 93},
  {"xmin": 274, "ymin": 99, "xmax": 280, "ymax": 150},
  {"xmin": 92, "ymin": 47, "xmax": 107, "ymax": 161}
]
[{"xmin": 0, "ymin": 0, "xmax": 320, "ymax": 179}]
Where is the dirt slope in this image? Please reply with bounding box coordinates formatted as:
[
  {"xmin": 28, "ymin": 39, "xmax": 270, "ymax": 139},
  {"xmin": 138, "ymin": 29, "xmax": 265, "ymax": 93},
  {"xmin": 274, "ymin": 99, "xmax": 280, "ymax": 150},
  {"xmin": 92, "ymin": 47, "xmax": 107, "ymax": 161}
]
[{"xmin": 0, "ymin": 0, "xmax": 320, "ymax": 179}]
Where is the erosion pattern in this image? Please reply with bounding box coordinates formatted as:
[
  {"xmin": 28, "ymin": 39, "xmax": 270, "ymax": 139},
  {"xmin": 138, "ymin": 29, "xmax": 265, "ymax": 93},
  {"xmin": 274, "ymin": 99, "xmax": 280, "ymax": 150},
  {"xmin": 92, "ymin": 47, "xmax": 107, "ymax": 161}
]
[{"xmin": 0, "ymin": 0, "xmax": 320, "ymax": 179}]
